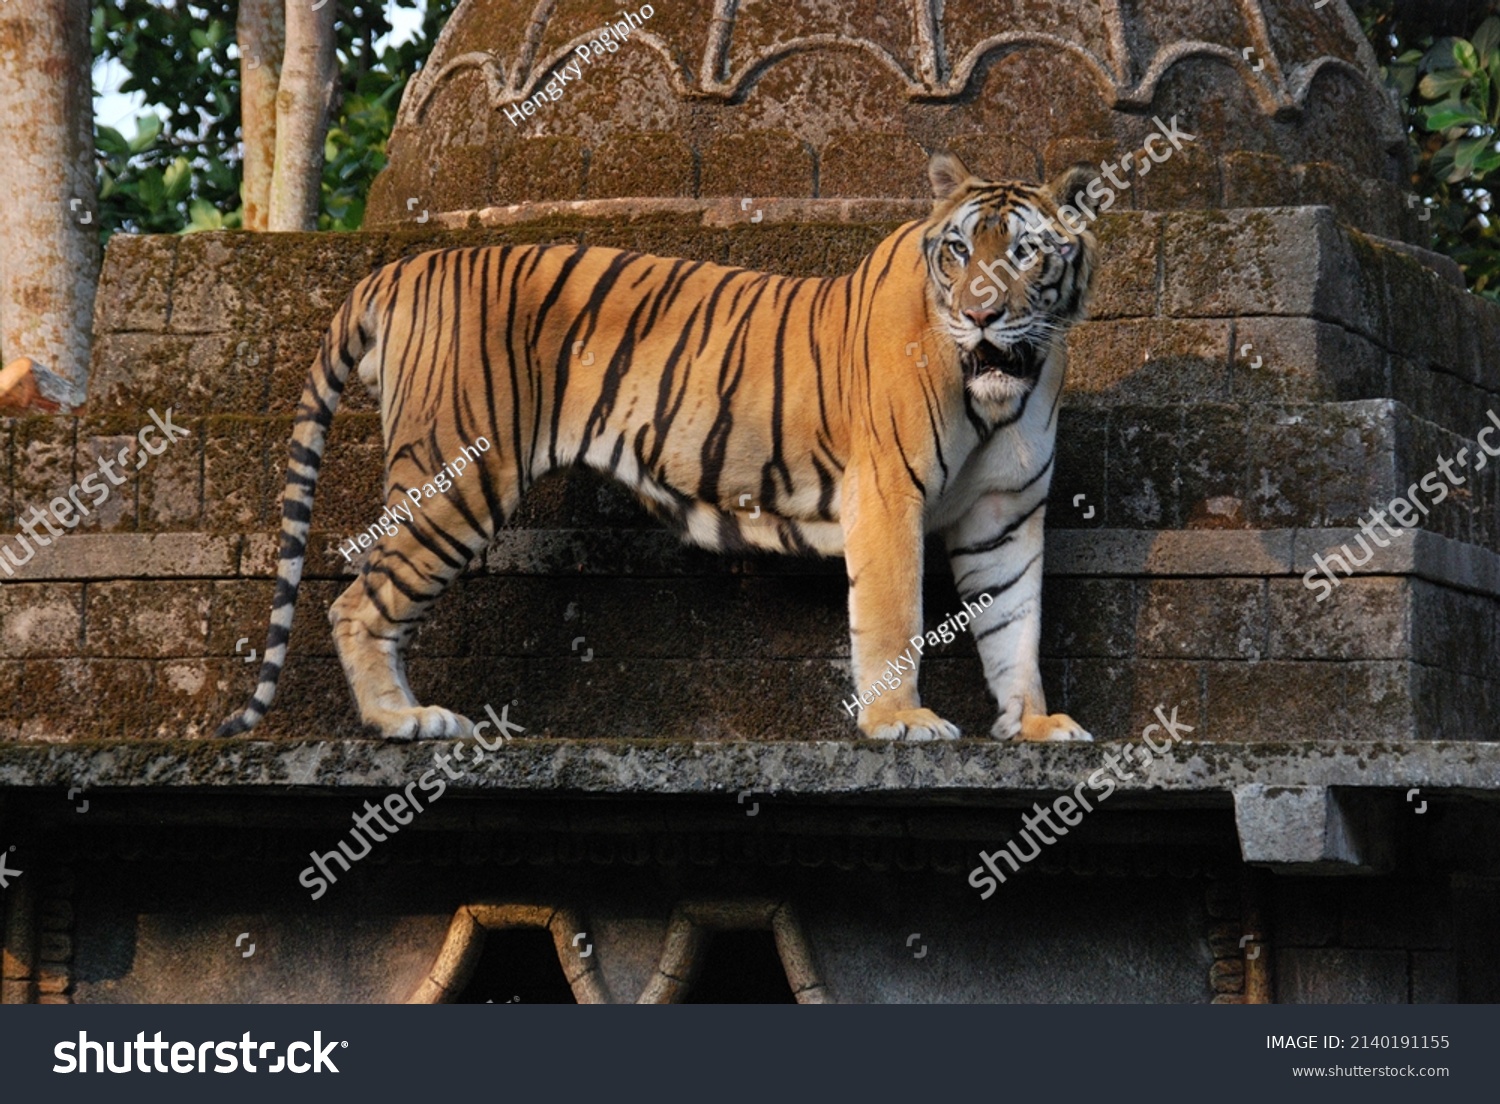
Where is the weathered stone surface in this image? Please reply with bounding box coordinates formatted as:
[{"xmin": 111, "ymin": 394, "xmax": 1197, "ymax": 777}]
[
  {"xmin": 1084, "ymin": 211, "xmax": 1159, "ymax": 320},
  {"xmin": 1040, "ymin": 578, "xmax": 1135, "ymax": 658},
  {"xmin": 1247, "ymin": 404, "xmax": 1324, "ymax": 528},
  {"xmin": 1, "ymin": 737, "xmax": 1497, "ymax": 797},
  {"xmin": 70, "ymin": 416, "xmax": 147, "ymax": 532},
  {"xmin": 700, "ymin": 131, "xmax": 816, "ymax": 200},
  {"xmin": 589, "ymin": 132, "xmax": 696, "ymax": 199},
  {"xmin": 1341, "ymin": 662, "xmax": 1421, "ymax": 741},
  {"xmin": 148, "ymin": 657, "xmax": 242, "ymax": 739},
  {"xmin": 1178, "ymin": 404, "xmax": 1250, "ymax": 529},
  {"xmin": 1107, "ymin": 404, "xmax": 1179, "ymax": 528},
  {"xmin": 1411, "ymin": 662, "xmax": 1497, "ymax": 743},
  {"xmin": 820, "ymin": 133, "xmax": 929, "ymax": 199},
  {"xmin": 12, "ymin": 417, "xmax": 76, "ymax": 531},
  {"xmin": 202, "ymin": 416, "xmax": 283, "ymax": 533},
  {"xmin": 1140, "ymin": 579, "xmax": 1266, "ymax": 660},
  {"xmin": 1268, "ymin": 577, "xmax": 1409, "ymax": 662},
  {"xmin": 366, "ymin": 0, "xmax": 1409, "ymax": 239},
  {"xmin": 1232, "ymin": 784, "xmax": 1386, "ymax": 869},
  {"xmin": 19, "ymin": 658, "xmax": 156, "ymax": 740},
  {"xmin": 83, "ymin": 581, "xmax": 214, "ymax": 659},
  {"xmin": 1275, "ymin": 947, "xmax": 1410, "ymax": 1004},
  {"xmin": 90, "ymin": 234, "xmax": 177, "ymax": 334},
  {"xmin": 88, "ymin": 333, "xmax": 270, "ymax": 416},
  {"xmin": 1205, "ymin": 661, "xmax": 1356, "ymax": 742},
  {"xmin": 1229, "ymin": 318, "xmax": 1386, "ymax": 404},
  {"xmin": 1163, "ymin": 208, "xmax": 1324, "ymax": 318},
  {"xmin": 1411, "ymin": 951, "xmax": 1457, "ymax": 1003},
  {"xmin": 1065, "ymin": 320, "xmax": 1232, "ymax": 405},
  {"xmin": 0, "ymin": 533, "xmax": 239, "ymax": 581},
  {"xmin": 0, "ymin": 659, "xmax": 22, "ymax": 740},
  {"xmin": 0, "ymin": 583, "xmax": 81, "ymax": 657}
]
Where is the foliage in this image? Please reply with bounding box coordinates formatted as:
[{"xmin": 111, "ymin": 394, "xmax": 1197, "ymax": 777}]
[
  {"xmin": 92, "ymin": 0, "xmax": 242, "ymax": 235},
  {"xmin": 320, "ymin": 0, "xmax": 458, "ymax": 231},
  {"xmin": 1363, "ymin": 1, "xmax": 1500, "ymax": 299},
  {"xmin": 91, "ymin": 0, "xmax": 456, "ymax": 237}
]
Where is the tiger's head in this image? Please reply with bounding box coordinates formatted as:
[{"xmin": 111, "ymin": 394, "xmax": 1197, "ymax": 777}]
[{"xmin": 921, "ymin": 152, "xmax": 1098, "ymax": 406}]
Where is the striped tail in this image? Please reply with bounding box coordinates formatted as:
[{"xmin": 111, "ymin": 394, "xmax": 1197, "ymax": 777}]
[{"xmin": 216, "ymin": 283, "xmax": 373, "ymax": 737}]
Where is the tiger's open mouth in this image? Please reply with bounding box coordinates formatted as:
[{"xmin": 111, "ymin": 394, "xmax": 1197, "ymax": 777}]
[{"xmin": 962, "ymin": 339, "xmax": 1041, "ymax": 383}]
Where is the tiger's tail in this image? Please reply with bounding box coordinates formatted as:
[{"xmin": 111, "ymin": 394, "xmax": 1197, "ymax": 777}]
[{"xmin": 216, "ymin": 280, "xmax": 375, "ymax": 737}]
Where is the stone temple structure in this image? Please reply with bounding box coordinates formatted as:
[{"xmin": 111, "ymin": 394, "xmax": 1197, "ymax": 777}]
[{"xmin": 1, "ymin": 0, "xmax": 1498, "ymax": 1004}]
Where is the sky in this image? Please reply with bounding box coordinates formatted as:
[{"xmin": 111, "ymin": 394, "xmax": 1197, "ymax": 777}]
[{"xmin": 92, "ymin": 2, "xmax": 428, "ymax": 133}]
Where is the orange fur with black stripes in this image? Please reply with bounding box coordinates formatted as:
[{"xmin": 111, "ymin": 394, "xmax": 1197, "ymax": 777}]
[{"xmin": 220, "ymin": 153, "xmax": 1098, "ymax": 743}]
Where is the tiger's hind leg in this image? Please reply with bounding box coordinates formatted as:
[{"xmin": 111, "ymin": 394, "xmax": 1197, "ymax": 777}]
[{"xmin": 329, "ymin": 485, "xmax": 511, "ymax": 741}]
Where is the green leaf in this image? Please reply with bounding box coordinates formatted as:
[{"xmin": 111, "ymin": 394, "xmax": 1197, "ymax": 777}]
[
  {"xmin": 1432, "ymin": 141, "xmax": 1459, "ymax": 183},
  {"xmin": 1473, "ymin": 144, "xmax": 1500, "ymax": 176},
  {"xmin": 163, "ymin": 156, "xmax": 192, "ymax": 201},
  {"xmin": 1456, "ymin": 38, "xmax": 1482, "ymax": 76},
  {"xmin": 95, "ymin": 125, "xmax": 130, "ymax": 157},
  {"xmin": 1477, "ymin": 17, "xmax": 1500, "ymax": 67},
  {"xmin": 1424, "ymin": 38, "xmax": 1462, "ymax": 72},
  {"xmin": 1446, "ymin": 136, "xmax": 1489, "ymax": 183},
  {"xmin": 186, "ymin": 199, "xmax": 223, "ymax": 232},
  {"xmin": 129, "ymin": 114, "xmax": 163, "ymax": 153},
  {"xmin": 1424, "ymin": 103, "xmax": 1485, "ymax": 130},
  {"xmin": 1419, "ymin": 70, "xmax": 1471, "ymax": 100},
  {"xmin": 137, "ymin": 167, "xmax": 166, "ymax": 210}
]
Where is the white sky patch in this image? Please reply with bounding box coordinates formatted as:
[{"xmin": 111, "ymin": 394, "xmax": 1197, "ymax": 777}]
[{"xmin": 94, "ymin": 54, "xmax": 150, "ymax": 132}]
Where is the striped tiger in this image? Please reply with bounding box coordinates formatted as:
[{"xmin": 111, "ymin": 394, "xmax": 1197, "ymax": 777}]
[{"xmin": 219, "ymin": 152, "xmax": 1097, "ymax": 743}]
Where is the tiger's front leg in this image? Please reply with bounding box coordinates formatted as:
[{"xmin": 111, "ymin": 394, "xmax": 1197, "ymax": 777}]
[
  {"xmin": 945, "ymin": 495, "xmax": 1092, "ymax": 742},
  {"xmin": 841, "ymin": 466, "xmax": 961, "ymax": 742}
]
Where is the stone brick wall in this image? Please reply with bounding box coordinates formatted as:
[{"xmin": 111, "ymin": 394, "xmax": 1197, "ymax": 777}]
[{"xmin": 3, "ymin": 202, "xmax": 1499, "ymax": 745}]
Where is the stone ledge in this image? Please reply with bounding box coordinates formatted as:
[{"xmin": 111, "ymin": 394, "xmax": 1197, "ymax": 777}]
[
  {"xmin": 0, "ymin": 533, "xmax": 242, "ymax": 580},
  {"xmin": 1, "ymin": 739, "xmax": 1496, "ymax": 800},
  {"xmin": 6, "ymin": 527, "xmax": 1499, "ymax": 597},
  {"xmin": 441, "ymin": 196, "xmax": 929, "ymax": 229}
]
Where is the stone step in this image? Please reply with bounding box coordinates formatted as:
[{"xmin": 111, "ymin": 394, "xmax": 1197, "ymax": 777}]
[
  {"xmin": 4, "ymin": 401, "xmax": 1497, "ymax": 558},
  {"xmin": 1, "ymin": 525, "xmax": 1495, "ymax": 743},
  {"xmin": 83, "ymin": 210, "xmax": 1500, "ymax": 425}
]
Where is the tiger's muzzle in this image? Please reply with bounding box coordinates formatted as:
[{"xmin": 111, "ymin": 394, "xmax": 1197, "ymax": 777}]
[{"xmin": 961, "ymin": 339, "xmax": 1042, "ymax": 385}]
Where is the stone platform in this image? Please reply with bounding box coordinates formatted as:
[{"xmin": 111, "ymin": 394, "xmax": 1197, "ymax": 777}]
[
  {"xmin": 3, "ymin": 204, "xmax": 1499, "ymax": 745},
  {"xmin": 5, "ymin": 198, "xmax": 1500, "ymax": 1006}
]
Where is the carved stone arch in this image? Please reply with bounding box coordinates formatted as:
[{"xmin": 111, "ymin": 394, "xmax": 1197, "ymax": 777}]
[
  {"xmin": 636, "ymin": 899, "xmax": 827, "ymax": 1004},
  {"xmin": 407, "ymin": 903, "xmax": 611, "ymax": 1004}
]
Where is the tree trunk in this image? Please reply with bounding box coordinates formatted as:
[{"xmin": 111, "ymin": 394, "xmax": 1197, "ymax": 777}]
[
  {"xmin": 267, "ymin": 0, "xmax": 337, "ymax": 231},
  {"xmin": 0, "ymin": 0, "xmax": 100, "ymax": 409},
  {"xmin": 238, "ymin": 0, "xmax": 285, "ymax": 232}
]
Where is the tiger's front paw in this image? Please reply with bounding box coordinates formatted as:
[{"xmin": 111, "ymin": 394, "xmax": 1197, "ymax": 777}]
[
  {"xmin": 861, "ymin": 708, "xmax": 962, "ymax": 742},
  {"xmin": 365, "ymin": 705, "xmax": 475, "ymax": 742},
  {"xmin": 1000, "ymin": 711, "xmax": 1093, "ymax": 743}
]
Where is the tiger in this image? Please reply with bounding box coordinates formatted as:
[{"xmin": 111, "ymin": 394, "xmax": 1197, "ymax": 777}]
[{"xmin": 219, "ymin": 152, "xmax": 1098, "ymax": 745}]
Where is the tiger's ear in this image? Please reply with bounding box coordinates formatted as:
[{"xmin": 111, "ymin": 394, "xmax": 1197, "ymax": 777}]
[
  {"xmin": 1047, "ymin": 163, "xmax": 1099, "ymax": 214},
  {"xmin": 928, "ymin": 152, "xmax": 974, "ymax": 202}
]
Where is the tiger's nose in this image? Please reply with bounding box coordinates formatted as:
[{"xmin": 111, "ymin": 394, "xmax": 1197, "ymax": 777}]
[{"xmin": 964, "ymin": 307, "xmax": 1000, "ymax": 328}]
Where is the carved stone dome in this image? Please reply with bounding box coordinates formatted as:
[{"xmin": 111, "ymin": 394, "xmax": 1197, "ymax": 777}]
[{"xmin": 367, "ymin": 0, "xmax": 1414, "ymax": 237}]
